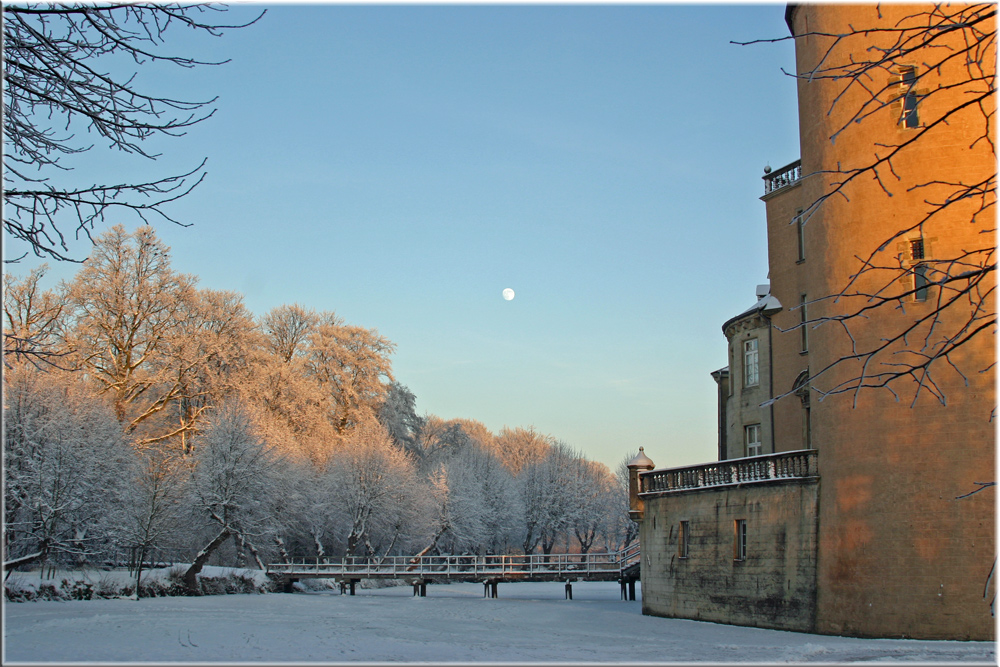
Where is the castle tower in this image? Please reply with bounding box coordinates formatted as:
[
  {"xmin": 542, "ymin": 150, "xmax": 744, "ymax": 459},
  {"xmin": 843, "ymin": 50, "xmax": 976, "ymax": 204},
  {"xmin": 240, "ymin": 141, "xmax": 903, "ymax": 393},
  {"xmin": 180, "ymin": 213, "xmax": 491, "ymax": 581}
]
[{"xmin": 773, "ymin": 3, "xmax": 996, "ymax": 639}]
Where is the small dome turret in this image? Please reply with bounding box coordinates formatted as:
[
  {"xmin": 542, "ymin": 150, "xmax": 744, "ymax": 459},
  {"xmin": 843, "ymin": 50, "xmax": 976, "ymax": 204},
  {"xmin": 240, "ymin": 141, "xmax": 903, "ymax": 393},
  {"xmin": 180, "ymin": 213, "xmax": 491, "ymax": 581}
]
[{"xmin": 628, "ymin": 447, "xmax": 655, "ymax": 470}]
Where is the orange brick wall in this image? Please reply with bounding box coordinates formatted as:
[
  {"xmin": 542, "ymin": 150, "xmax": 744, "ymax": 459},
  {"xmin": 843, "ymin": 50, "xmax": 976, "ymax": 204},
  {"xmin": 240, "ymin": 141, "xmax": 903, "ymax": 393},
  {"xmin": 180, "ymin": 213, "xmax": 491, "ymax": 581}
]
[{"xmin": 782, "ymin": 3, "xmax": 995, "ymax": 640}]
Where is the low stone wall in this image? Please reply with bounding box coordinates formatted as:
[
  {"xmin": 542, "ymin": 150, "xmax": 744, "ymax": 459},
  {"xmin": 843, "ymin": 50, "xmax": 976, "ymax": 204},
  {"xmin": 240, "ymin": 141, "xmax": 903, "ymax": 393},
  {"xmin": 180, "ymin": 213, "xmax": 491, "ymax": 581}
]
[{"xmin": 639, "ymin": 477, "xmax": 819, "ymax": 632}]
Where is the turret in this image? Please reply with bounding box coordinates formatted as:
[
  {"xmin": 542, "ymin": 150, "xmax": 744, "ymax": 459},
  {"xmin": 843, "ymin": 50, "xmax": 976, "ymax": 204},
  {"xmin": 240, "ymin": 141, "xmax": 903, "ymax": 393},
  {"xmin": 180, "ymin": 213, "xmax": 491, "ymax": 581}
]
[{"xmin": 627, "ymin": 447, "xmax": 655, "ymax": 522}]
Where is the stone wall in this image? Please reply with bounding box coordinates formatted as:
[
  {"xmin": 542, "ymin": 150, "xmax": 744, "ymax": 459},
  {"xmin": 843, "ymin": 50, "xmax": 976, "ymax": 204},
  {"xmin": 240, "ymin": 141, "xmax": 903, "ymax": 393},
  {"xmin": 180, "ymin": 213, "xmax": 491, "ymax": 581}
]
[{"xmin": 640, "ymin": 478, "xmax": 819, "ymax": 632}]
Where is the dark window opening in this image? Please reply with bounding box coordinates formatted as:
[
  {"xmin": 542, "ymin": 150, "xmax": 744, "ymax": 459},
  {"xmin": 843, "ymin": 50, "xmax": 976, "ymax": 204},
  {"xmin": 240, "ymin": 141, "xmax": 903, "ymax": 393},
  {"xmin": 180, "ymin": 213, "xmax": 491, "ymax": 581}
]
[
  {"xmin": 914, "ymin": 264, "xmax": 929, "ymax": 301},
  {"xmin": 799, "ymin": 294, "xmax": 808, "ymax": 352},
  {"xmin": 734, "ymin": 519, "xmax": 747, "ymax": 561},
  {"xmin": 900, "ymin": 67, "xmax": 920, "ymax": 128},
  {"xmin": 796, "ymin": 210, "xmax": 805, "ymax": 261}
]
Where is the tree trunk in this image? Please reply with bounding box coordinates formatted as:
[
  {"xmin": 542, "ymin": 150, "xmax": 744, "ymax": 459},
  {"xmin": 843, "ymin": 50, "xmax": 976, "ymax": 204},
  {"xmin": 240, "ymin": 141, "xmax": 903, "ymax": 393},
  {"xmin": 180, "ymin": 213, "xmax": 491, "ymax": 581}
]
[
  {"xmin": 274, "ymin": 536, "xmax": 290, "ymax": 563},
  {"xmin": 134, "ymin": 545, "xmax": 147, "ymax": 599},
  {"xmin": 243, "ymin": 537, "xmax": 266, "ymax": 571},
  {"xmin": 3, "ymin": 546, "xmax": 47, "ymax": 577},
  {"xmin": 408, "ymin": 525, "xmax": 447, "ymax": 571},
  {"xmin": 183, "ymin": 527, "xmax": 231, "ymax": 593}
]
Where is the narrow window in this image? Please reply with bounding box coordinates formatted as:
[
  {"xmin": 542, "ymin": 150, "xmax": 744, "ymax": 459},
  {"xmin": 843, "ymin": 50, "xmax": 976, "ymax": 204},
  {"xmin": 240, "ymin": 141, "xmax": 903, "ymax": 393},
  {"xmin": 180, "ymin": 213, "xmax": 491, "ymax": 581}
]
[
  {"xmin": 796, "ymin": 210, "xmax": 805, "ymax": 261},
  {"xmin": 744, "ymin": 424, "xmax": 762, "ymax": 457},
  {"xmin": 799, "ymin": 294, "xmax": 808, "ymax": 352},
  {"xmin": 913, "ymin": 266, "xmax": 929, "ymax": 302},
  {"xmin": 733, "ymin": 519, "xmax": 747, "ymax": 561},
  {"xmin": 728, "ymin": 348, "xmax": 734, "ymax": 397},
  {"xmin": 794, "ymin": 370, "xmax": 812, "ymax": 450},
  {"xmin": 911, "ymin": 238, "xmax": 929, "ymax": 301},
  {"xmin": 678, "ymin": 521, "xmax": 689, "ymax": 559},
  {"xmin": 804, "ymin": 402, "xmax": 812, "ymax": 449},
  {"xmin": 743, "ymin": 338, "xmax": 759, "ymax": 388},
  {"xmin": 899, "ymin": 66, "xmax": 920, "ymax": 128}
]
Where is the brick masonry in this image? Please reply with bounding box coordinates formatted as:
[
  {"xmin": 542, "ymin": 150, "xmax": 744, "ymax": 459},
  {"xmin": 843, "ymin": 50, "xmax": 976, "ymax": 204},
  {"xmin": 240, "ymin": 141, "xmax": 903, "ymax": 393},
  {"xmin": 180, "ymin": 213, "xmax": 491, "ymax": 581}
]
[{"xmin": 637, "ymin": 3, "xmax": 994, "ymax": 641}]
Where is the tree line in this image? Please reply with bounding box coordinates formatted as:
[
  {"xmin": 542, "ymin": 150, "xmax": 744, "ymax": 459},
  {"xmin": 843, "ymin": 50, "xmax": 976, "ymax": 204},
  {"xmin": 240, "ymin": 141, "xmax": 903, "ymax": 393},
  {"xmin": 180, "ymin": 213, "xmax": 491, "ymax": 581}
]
[{"xmin": 3, "ymin": 225, "xmax": 635, "ymax": 592}]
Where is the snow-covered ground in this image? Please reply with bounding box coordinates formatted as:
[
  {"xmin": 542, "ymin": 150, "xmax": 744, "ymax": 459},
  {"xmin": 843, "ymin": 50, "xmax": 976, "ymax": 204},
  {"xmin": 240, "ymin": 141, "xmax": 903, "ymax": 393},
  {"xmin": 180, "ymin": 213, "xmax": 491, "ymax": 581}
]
[{"xmin": 3, "ymin": 578, "xmax": 995, "ymax": 664}]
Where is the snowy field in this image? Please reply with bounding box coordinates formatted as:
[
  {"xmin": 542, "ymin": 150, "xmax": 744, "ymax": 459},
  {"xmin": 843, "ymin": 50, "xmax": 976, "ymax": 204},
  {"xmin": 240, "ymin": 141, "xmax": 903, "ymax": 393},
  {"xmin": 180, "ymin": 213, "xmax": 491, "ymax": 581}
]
[{"xmin": 3, "ymin": 579, "xmax": 995, "ymax": 664}]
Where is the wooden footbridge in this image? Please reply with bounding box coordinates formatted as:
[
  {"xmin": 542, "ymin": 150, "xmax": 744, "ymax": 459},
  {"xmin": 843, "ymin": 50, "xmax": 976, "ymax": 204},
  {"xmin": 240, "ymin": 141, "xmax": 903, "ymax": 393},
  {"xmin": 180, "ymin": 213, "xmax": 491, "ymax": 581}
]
[{"xmin": 267, "ymin": 542, "xmax": 641, "ymax": 599}]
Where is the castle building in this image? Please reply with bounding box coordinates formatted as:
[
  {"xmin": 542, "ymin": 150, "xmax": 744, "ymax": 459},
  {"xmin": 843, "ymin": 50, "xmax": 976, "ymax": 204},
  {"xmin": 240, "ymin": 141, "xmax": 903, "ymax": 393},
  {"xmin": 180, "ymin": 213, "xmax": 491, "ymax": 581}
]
[{"xmin": 633, "ymin": 4, "xmax": 995, "ymax": 640}]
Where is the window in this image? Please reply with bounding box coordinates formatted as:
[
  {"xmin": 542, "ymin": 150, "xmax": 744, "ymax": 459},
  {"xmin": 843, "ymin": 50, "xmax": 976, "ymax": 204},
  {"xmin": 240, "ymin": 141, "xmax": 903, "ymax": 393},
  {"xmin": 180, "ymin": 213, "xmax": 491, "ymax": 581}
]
[
  {"xmin": 743, "ymin": 338, "xmax": 759, "ymax": 387},
  {"xmin": 733, "ymin": 519, "xmax": 747, "ymax": 561},
  {"xmin": 794, "ymin": 370, "xmax": 812, "ymax": 449},
  {"xmin": 799, "ymin": 294, "xmax": 809, "ymax": 352},
  {"xmin": 678, "ymin": 521, "xmax": 689, "ymax": 559},
  {"xmin": 910, "ymin": 238, "xmax": 929, "ymax": 301},
  {"xmin": 745, "ymin": 424, "xmax": 762, "ymax": 457},
  {"xmin": 899, "ymin": 66, "xmax": 920, "ymax": 128},
  {"xmin": 913, "ymin": 266, "xmax": 929, "ymax": 301},
  {"xmin": 795, "ymin": 210, "xmax": 805, "ymax": 261}
]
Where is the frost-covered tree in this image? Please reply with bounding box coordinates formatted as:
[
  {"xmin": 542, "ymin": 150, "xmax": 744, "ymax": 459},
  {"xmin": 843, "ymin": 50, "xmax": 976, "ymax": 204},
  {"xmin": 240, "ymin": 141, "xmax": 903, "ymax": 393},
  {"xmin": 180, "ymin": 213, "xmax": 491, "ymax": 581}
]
[
  {"xmin": 418, "ymin": 417, "xmax": 476, "ymax": 473},
  {"xmin": 251, "ymin": 306, "xmax": 397, "ymax": 461},
  {"xmin": 610, "ymin": 452, "xmax": 639, "ymax": 551},
  {"xmin": 164, "ymin": 288, "xmax": 261, "ymax": 453},
  {"xmin": 378, "ymin": 381, "xmax": 425, "ymax": 458},
  {"xmin": 491, "ymin": 426, "xmax": 554, "ymax": 475},
  {"xmin": 244, "ymin": 350, "xmax": 336, "ymax": 465},
  {"xmin": 60, "ymin": 224, "xmax": 197, "ymax": 445},
  {"xmin": 306, "ymin": 313, "xmax": 396, "ymax": 435},
  {"xmin": 182, "ymin": 401, "xmax": 281, "ymax": 591},
  {"xmin": 518, "ymin": 442, "xmax": 580, "ymax": 556},
  {"xmin": 326, "ymin": 418, "xmax": 420, "ymax": 559},
  {"xmin": 449, "ymin": 445, "xmax": 522, "ymax": 554},
  {"xmin": 3, "ymin": 265, "xmax": 68, "ymax": 369},
  {"xmin": 278, "ymin": 464, "xmax": 339, "ymax": 560},
  {"xmin": 115, "ymin": 447, "xmax": 189, "ymax": 596},
  {"xmin": 3, "ymin": 365, "xmax": 130, "ymax": 572},
  {"xmin": 261, "ymin": 304, "xmax": 317, "ymax": 363},
  {"xmin": 564, "ymin": 458, "xmax": 617, "ymax": 554}
]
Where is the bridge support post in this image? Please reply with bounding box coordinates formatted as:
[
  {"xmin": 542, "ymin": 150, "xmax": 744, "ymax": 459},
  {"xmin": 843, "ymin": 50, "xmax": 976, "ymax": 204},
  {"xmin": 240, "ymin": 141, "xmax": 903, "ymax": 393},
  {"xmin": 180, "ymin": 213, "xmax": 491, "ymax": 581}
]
[
  {"xmin": 284, "ymin": 577, "xmax": 298, "ymax": 594},
  {"xmin": 564, "ymin": 581, "xmax": 573, "ymax": 600},
  {"xmin": 349, "ymin": 579, "xmax": 358, "ymax": 596},
  {"xmin": 628, "ymin": 580, "xmax": 636, "ymax": 601}
]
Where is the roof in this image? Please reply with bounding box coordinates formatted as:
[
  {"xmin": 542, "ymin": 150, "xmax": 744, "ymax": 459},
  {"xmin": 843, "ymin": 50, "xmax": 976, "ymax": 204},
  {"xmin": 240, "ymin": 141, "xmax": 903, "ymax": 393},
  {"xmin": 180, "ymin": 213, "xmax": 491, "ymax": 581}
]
[
  {"xmin": 785, "ymin": 4, "xmax": 798, "ymax": 36},
  {"xmin": 721, "ymin": 292, "xmax": 783, "ymax": 334}
]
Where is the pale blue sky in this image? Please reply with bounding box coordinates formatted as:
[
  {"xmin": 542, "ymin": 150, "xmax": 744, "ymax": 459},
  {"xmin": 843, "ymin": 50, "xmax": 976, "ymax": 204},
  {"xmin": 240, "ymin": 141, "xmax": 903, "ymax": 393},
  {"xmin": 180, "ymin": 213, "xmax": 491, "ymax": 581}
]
[{"xmin": 5, "ymin": 3, "xmax": 801, "ymax": 471}]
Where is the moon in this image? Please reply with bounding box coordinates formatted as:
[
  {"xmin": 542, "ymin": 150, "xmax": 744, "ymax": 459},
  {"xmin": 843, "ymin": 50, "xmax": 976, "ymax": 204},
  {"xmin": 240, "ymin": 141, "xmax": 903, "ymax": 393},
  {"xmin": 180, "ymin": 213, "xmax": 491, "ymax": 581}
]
[{"xmin": 502, "ymin": 288, "xmax": 515, "ymax": 301}]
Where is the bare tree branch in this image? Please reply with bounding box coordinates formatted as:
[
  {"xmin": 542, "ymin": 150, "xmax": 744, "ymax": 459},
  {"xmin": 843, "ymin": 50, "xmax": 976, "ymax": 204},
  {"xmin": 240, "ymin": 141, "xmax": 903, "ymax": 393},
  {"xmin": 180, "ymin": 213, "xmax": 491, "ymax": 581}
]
[{"xmin": 3, "ymin": 3, "xmax": 264, "ymax": 263}]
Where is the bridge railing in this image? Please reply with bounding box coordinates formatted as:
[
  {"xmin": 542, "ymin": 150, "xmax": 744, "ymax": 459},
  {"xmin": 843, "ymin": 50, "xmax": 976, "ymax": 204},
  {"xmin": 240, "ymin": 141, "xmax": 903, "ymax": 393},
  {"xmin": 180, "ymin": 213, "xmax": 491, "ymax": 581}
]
[
  {"xmin": 268, "ymin": 547, "xmax": 639, "ymax": 579},
  {"xmin": 618, "ymin": 541, "xmax": 639, "ymax": 570}
]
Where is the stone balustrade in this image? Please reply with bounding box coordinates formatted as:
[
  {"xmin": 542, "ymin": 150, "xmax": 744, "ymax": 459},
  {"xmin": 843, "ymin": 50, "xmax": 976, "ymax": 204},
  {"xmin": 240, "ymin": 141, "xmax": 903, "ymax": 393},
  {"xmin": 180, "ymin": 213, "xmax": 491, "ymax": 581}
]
[
  {"xmin": 639, "ymin": 449, "xmax": 817, "ymax": 496},
  {"xmin": 763, "ymin": 159, "xmax": 802, "ymax": 194}
]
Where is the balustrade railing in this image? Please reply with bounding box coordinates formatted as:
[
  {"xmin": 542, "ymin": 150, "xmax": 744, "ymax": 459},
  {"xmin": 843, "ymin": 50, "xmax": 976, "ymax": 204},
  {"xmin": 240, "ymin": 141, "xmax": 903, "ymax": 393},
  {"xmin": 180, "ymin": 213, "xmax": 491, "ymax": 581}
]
[
  {"xmin": 639, "ymin": 449, "xmax": 816, "ymax": 495},
  {"xmin": 763, "ymin": 159, "xmax": 802, "ymax": 194}
]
